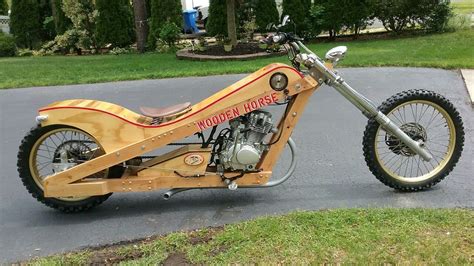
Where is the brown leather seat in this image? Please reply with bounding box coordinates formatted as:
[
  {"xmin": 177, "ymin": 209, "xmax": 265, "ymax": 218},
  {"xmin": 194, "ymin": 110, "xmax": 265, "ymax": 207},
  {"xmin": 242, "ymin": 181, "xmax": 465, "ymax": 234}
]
[{"xmin": 140, "ymin": 102, "xmax": 191, "ymax": 118}]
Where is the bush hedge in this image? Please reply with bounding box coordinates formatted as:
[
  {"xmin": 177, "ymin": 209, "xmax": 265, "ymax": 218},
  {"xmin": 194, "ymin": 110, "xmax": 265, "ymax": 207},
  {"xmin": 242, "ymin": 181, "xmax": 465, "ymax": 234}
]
[
  {"xmin": 148, "ymin": 0, "xmax": 182, "ymax": 49},
  {"xmin": 372, "ymin": 0, "xmax": 452, "ymax": 34},
  {"xmin": 206, "ymin": 0, "xmax": 228, "ymax": 37},
  {"xmin": 0, "ymin": 32, "xmax": 16, "ymax": 57},
  {"xmin": 254, "ymin": 0, "xmax": 279, "ymax": 32},
  {"xmin": 96, "ymin": 0, "xmax": 134, "ymax": 48},
  {"xmin": 52, "ymin": 0, "xmax": 72, "ymax": 35},
  {"xmin": 0, "ymin": 0, "xmax": 7, "ymax": 15},
  {"xmin": 282, "ymin": 0, "xmax": 308, "ymax": 35},
  {"xmin": 10, "ymin": 0, "xmax": 42, "ymax": 49},
  {"xmin": 305, "ymin": 0, "xmax": 452, "ymax": 39}
]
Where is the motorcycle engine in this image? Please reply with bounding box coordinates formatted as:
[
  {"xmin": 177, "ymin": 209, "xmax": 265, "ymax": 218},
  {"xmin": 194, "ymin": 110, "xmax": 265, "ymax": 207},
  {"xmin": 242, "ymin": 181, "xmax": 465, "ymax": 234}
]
[{"xmin": 218, "ymin": 110, "xmax": 274, "ymax": 171}]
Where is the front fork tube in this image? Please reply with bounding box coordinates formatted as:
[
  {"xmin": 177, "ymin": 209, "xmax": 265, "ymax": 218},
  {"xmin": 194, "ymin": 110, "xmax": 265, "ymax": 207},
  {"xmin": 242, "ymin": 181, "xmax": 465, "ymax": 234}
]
[{"xmin": 310, "ymin": 61, "xmax": 433, "ymax": 162}]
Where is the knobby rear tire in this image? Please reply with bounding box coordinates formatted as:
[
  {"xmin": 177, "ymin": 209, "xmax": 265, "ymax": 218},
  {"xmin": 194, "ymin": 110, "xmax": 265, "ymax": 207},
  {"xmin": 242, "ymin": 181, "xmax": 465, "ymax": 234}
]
[{"xmin": 17, "ymin": 125, "xmax": 113, "ymax": 213}]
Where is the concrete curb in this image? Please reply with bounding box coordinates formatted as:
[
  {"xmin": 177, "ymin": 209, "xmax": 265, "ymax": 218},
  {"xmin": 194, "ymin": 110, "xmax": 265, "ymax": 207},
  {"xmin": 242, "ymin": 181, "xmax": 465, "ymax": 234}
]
[{"xmin": 460, "ymin": 69, "xmax": 474, "ymax": 105}]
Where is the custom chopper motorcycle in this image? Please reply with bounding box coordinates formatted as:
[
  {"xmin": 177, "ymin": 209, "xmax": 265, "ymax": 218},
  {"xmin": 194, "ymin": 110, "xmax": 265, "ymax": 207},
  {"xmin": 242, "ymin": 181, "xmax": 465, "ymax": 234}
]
[{"xmin": 17, "ymin": 16, "xmax": 464, "ymax": 212}]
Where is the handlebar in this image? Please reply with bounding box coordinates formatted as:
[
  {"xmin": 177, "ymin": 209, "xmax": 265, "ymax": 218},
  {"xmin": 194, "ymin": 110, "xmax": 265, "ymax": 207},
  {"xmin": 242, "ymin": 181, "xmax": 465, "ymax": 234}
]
[{"xmin": 263, "ymin": 32, "xmax": 303, "ymax": 46}]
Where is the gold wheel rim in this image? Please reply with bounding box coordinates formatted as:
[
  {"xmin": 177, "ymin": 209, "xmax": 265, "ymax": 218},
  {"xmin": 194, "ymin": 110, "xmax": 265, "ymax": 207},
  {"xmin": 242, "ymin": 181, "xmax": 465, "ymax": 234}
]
[
  {"xmin": 29, "ymin": 127, "xmax": 108, "ymax": 201},
  {"xmin": 374, "ymin": 100, "xmax": 456, "ymax": 183}
]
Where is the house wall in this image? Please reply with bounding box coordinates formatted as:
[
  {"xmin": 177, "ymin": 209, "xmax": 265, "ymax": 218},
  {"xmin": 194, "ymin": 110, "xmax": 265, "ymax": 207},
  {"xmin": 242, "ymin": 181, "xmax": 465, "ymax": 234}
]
[
  {"xmin": 0, "ymin": 16, "xmax": 9, "ymax": 34},
  {"xmin": 181, "ymin": 0, "xmax": 209, "ymax": 10}
]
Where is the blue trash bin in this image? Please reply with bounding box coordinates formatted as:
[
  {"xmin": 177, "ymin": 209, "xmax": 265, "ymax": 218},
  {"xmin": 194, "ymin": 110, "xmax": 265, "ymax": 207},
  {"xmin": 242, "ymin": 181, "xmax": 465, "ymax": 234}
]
[{"xmin": 183, "ymin": 10, "xmax": 199, "ymax": 34}]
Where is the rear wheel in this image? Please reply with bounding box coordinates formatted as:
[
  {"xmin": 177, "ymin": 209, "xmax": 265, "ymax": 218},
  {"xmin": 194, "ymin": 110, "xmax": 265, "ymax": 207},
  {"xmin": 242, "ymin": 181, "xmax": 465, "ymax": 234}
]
[
  {"xmin": 17, "ymin": 125, "xmax": 121, "ymax": 212},
  {"xmin": 363, "ymin": 89, "xmax": 464, "ymax": 191}
]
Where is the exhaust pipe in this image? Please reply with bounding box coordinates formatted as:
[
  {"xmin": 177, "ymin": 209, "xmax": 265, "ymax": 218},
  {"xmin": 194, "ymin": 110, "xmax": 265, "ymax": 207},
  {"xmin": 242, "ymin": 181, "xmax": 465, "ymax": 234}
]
[
  {"xmin": 163, "ymin": 188, "xmax": 189, "ymax": 200},
  {"xmin": 162, "ymin": 137, "xmax": 297, "ymax": 200}
]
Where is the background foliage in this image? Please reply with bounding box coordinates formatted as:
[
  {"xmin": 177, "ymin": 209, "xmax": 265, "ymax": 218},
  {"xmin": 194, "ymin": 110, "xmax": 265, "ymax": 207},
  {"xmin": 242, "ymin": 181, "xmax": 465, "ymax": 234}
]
[
  {"xmin": 10, "ymin": 0, "xmax": 41, "ymax": 49},
  {"xmin": 0, "ymin": 0, "xmax": 8, "ymax": 15},
  {"xmin": 206, "ymin": 0, "xmax": 228, "ymax": 37},
  {"xmin": 96, "ymin": 0, "xmax": 134, "ymax": 48},
  {"xmin": 148, "ymin": 0, "xmax": 182, "ymax": 49},
  {"xmin": 0, "ymin": 31, "xmax": 16, "ymax": 56},
  {"xmin": 254, "ymin": 0, "xmax": 279, "ymax": 32}
]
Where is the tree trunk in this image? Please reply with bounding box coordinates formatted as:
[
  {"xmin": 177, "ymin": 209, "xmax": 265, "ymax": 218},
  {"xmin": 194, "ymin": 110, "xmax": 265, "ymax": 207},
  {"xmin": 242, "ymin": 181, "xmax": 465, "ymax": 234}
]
[
  {"xmin": 132, "ymin": 0, "xmax": 149, "ymax": 53},
  {"xmin": 50, "ymin": 0, "xmax": 59, "ymax": 34},
  {"xmin": 226, "ymin": 0, "xmax": 237, "ymax": 46}
]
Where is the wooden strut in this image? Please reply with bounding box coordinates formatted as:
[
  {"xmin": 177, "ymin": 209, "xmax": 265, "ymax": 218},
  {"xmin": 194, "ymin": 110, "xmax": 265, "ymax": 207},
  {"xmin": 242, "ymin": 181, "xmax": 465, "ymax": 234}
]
[{"xmin": 38, "ymin": 63, "xmax": 320, "ymax": 197}]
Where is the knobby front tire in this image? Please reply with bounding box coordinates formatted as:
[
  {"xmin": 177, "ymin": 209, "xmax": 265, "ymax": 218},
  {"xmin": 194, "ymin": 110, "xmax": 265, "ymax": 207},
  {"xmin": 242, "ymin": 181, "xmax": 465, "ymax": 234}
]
[{"xmin": 363, "ymin": 89, "xmax": 464, "ymax": 191}]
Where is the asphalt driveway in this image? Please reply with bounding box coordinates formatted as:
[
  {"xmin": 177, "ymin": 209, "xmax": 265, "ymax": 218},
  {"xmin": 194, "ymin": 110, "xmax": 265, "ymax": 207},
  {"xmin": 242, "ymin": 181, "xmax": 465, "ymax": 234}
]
[{"xmin": 0, "ymin": 67, "xmax": 472, "ymax": 262}]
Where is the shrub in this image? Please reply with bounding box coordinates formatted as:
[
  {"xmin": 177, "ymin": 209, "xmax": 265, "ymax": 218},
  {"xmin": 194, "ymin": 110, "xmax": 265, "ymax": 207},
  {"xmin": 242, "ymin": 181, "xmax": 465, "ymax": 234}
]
[
  {"xmin": 207, "ymin": 0, "xmax": 228, "ymax": 36},
  {"xmin": 10, "ymin": 0, "xmax": 41, "ymax": 49},
  {"xmin": 159, "ymin": 21, "xmax": 180, "ymax": 47},
  {"xmin": 254, "ymin": 0, "xmax": 279, "ymax": 32},
  {"xmin": 17, "ymin": 48, "xmax": 34, "ymax": 57},
  {"xmin": 38, "ymin": 0, "xmax": 55, "ymax": 41},
  {"xmin": 42, "ymin": 0, "xmax": 98, "ymax": 55},
  {"xmin": 148, "ymin": 0, "xmax": 182, "ymax": 49},
  {"xmin": 306, "ymin": 4, "xmax": 325, "ymax": 38},
  {"xmin": 341, "ymin": 0, "xmax": 374, "ymax": 37},
  {"xmin": 52, "ymin": 0, "xmax": 72, "ymax": 34},
  {"xmin": 446, "ymin": 13, "xmax": 470, "ymax": 31},
  {"xmin": 109, "ymin": 47, "xmax": 131, "ymax": 55},
  {"xmin": 282, "ymin": 0, "xmax": 308, "ymax": 35},
  {"xmin": 318, "ymin": 0, "xmax": 345, "ymax": 38},
  {"xmin": 372, "ymin": 0, "xmax": 453, "ymax": 34},
  {"xmin": 0, "ymin": 32, "xmax": 16, "ymax": 57},
  {"xmin": 241, "ymin": 17, "xmax": 257, "ymax": 41},
  {"xmin": 419, "ymin": 0, "xmax": 452, "ymax": 33},
  {"xmin": 0, "ymin": 0, "xmax": 7, "ymax": 15},
  {"xmin": 96, "ymin": 0, "xmax": 134, "ymax": 48},
  {"xmin": 372, "ymin": 0, "xmax": 411, "ymax": 33},
  {"xmin": 237, "ymin": 0, "xmax": 254, "ymax": 36}
]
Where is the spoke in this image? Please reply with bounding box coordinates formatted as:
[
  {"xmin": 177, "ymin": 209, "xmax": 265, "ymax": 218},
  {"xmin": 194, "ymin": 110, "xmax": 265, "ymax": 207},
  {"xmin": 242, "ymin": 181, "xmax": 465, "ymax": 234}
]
[
  {"xmin": 415, "ymin": 103, "xmax": 421, "ymax": 123},
  {"xmin": 36, "ymin": 160, "xmax": 52, "ymax": 167},
  {"xmin": 425, "ymin": 147, "xmax": 448, "ymax": 154},
  {"xmin": 429, "ymin": 133, "xmax": 450, "ymax": 140},
  {"xmin": 425, "ymin": 110, "xmax": 441, "ymax": 130},
  {"xmin": 416, "ymin": 155, "xmax": 422, "ymax": 176},
  {"xmin": 427, "ymin": 122, "xmax": 448, "ymax": 131},
  {"xmin": 418, "ymin": 104, "xmax": 431, "ymax": 122},
  {"xmin": 410, "ymin": 104, "xmax": 417, "ymax": 124},
  {"xmin": 40, "ymin": 142, "xmax": 53, "ymax": 159},
  {"xmin": 429, "ymin": 141, "xmax": 449, "ymax": 147},
  {"xmin": 48, "ymin": 135, "xmax": 59, "ymax": 149},
  {"xmin": 420, "ymin": 157, "xmax": 431, "ymax": 173},
  {"xmin": 386, "ymin": 154, "xmax": 403, "ymax": 169},
  {"xmin": 37, "ymin": 154, "xmax": 53, "ymax": 160},
  {"xmin": 403, "ymin": 155, "xmax": 410, "ymax": 177},
  {"xmin": 37, "ymin": 162, "xmax": 52, "ymax": 172},
  {"xmin": 428, "ymin": 151, "xmax": 441, "ymax": 165},
  {"xmin": 39, "ymin": 142, "xmax": 57, "ymax": 153},
  {"xmin": 382, "ymin": 152, "xmax": 399, "ymax": 166},
  {"xmin": 390, "ymin": 111, "xmax": 404, "ymax": 126},
  {"xmin": 401, "ymin": 106, "xmax": 407, "ymax": 124},
  {"xmin": 394, "ymin": 156, "xmax": 407, "ymax": 176}
]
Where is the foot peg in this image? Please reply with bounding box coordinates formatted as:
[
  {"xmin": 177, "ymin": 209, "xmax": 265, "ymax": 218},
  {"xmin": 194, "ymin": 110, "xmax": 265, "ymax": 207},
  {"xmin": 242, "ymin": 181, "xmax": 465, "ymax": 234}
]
[{"xmin": 224, "ymin": 179, "xmax": 238, "ymax": 191}]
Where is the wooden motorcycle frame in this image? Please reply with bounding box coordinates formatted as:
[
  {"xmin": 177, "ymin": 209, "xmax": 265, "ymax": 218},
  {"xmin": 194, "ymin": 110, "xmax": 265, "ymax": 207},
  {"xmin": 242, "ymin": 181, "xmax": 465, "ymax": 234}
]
[
  {"xmin": 37, "ymin": 63, "xmax": 319, "ymax": 198},
  {"xmin": 20, "ymin": 16, "xmax": 464, "ymax": 211}
]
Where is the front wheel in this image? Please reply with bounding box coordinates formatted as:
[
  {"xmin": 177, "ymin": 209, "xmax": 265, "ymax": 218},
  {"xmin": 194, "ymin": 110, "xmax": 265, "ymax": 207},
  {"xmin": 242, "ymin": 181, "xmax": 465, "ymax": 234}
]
[{"xmin": 363, "ymin": 89, "xmax": 464, "ymax": 191}]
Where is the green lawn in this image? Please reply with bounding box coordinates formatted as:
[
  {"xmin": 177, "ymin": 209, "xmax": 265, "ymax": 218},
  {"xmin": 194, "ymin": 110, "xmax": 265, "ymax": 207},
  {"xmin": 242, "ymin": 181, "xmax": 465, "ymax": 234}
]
[
  {"xmin": 29, "ymin": 209, "xmax": 473, "ymax": 265},
  {"xmin": 1, "ymin": 30, "xmax": 473, "ymax": 89},
  {"xmin": 452, "ymin": 1, "xmax": 474, "ymax": 15}
]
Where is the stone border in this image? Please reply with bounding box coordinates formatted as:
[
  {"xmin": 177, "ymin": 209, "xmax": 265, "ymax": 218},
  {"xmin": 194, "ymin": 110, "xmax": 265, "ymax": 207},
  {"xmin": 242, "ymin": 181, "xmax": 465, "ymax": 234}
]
[
  {"xmin": 176, "ymin": 48, "xmax": 286, "ymax": 61},
  {"xmin": 460, "ymin": 69, "xmax": 474, "ymax": 105}
]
